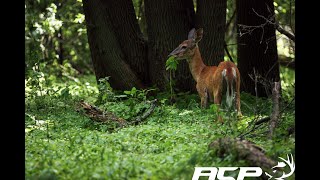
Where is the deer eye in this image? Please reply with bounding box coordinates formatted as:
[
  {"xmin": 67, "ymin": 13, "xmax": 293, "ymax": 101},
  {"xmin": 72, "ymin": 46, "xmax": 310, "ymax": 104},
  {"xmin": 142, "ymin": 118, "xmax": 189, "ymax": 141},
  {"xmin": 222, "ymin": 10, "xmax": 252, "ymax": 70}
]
[{"xmin": 181, "ymin": 46, "xmax": 187, "ymax": 49}]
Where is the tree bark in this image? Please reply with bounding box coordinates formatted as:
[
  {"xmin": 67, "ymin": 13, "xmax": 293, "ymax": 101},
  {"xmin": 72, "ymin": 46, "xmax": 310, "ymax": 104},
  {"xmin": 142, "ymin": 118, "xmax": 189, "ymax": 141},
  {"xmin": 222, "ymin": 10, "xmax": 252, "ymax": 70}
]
[
  {"xmin": 269, "ymin": 81, "xmax": 280, "ymax": 138},
  {"xmin": 100, "ymin": 0, "xmax": 149, "ymax": 85},
  {"xmin": 196, "ymin": 0, "xmax": 226, "ymax": 66},
  {"xmin": 83, "ymin": 0, "xmax": 145, "ymax": 90},
  {"xmin": 83, "ymin": 0, "xmax": 229, "ymax": 92},
  {"xmin": 144, "ymin": 0, "xmax": 196, "ymax": 91},
  {"xmin": 237, "ymin": 0, "xmax": 280, "ymax": 97}
]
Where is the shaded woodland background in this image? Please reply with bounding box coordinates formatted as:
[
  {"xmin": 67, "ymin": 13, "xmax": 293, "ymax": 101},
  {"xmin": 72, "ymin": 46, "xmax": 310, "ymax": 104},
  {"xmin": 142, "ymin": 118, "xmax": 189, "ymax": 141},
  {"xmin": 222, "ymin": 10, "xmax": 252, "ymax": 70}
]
[
  {"xmin": 25, "ymin": 0, "xmax": 295, "ymax": 179},
  {"xmin": 25, "ymin": 0, "xmax": 295, "ymax": 97}
]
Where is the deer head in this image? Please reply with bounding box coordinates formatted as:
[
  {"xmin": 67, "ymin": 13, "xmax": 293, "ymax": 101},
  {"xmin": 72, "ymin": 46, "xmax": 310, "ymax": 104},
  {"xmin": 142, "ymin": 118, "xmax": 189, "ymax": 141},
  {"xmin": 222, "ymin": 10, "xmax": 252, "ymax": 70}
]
[{"xmin": 168, "ymin": 28, "xmax": 203, "ymax": 60}]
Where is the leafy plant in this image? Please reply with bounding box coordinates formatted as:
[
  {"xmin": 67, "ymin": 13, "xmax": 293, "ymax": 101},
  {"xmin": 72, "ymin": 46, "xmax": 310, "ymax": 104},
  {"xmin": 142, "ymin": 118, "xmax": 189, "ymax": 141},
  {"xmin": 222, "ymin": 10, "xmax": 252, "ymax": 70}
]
[
  {"xmin": 25, "ymin": 73, "xmax": 295, "ymax": 179},
  {"xmin": 95, "ymin": 77, "xmax": 114, "ymax": 105},
  {"xmin": 165, "ymin": 56, "xmax": 179, "ymax": 71},
  {"xmin": 165, "ymin": 56, "xmax": 179, "ymax": 102}
]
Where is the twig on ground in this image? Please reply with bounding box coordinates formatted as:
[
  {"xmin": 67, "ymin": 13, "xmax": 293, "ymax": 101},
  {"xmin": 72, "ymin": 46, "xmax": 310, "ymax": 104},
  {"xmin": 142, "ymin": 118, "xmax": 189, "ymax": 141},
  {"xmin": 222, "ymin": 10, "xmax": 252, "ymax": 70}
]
[{"xmin": 127, "ymin": 99, "xmax": 158, "ymax": 125}]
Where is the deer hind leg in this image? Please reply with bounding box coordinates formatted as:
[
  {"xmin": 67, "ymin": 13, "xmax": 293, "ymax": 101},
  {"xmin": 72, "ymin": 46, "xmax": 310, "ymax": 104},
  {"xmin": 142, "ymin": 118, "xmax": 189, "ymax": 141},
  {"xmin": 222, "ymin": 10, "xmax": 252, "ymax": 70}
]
[
  {"xmin": 235, "ymin": 77, "xmax": 242, "ymax": 117},
  {"xmin": 213, "ymin": 88, "xmax": 223, "ymax": 123},
  {"xmin": 235, "ymin": 92, "xmax": 242, "ymax": 117}
]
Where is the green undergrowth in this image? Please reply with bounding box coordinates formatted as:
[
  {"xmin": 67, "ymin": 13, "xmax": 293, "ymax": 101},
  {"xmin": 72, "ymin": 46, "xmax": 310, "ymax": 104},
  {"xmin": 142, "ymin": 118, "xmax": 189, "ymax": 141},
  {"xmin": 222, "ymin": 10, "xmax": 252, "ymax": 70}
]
[{"xmin": 25, "ymin": 72, "xmax": 295, "ymax": 179}]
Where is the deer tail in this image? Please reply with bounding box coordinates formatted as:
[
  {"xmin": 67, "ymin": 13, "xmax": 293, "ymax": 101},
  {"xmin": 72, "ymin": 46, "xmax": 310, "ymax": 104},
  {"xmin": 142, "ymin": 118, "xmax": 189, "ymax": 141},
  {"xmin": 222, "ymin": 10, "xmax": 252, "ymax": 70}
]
[{"xmin": 222, "ymin": 67, "xmax": 237, "ymax": 108}]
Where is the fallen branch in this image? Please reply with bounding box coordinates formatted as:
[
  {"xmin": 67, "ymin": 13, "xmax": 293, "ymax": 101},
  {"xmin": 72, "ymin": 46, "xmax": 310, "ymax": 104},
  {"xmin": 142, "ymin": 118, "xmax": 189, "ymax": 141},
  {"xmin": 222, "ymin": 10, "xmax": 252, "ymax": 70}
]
[
  {"xmin": 77, "ymin": 100, "xmax": 127, "ymax": 127},
  {"xmin": 255, "ymin": 116, "xmax": 271, "ymax": 125},
  {"xmin": 128, "ymin": 99, "xmax": 158, "ymax": 125},
  {"xmin": 238, "ymin": 122, "xmax": 265, "ymax": 139},
  {"xmin": 77, "ymin": 99, "xmax": 158, "ymax": 130},
  {"xmin": 240, "ymin": 92, "xmax": 294, "ymax": 138}
]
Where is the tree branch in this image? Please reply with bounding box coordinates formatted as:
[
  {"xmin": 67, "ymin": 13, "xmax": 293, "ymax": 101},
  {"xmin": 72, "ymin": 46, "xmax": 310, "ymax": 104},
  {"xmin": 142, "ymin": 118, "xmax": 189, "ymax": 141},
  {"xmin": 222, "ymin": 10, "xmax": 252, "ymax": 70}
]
[
  {"xmin": 275, "ymin": 23, "xmax": 295, "ymax": 42},
  {"xmin": 255, "ymin": 116, "xmax": 271, "ymax": 125},
  {"xmin": 226, "ymin": 9, "xmax": 236, "ymax": 30},
  {"xmin": 252, "ymin": 8, "xmax": 295, "ymax": 42},
  {"xmin": 224, "ymin": 43, "xmax": 234, "ymax": 63}
]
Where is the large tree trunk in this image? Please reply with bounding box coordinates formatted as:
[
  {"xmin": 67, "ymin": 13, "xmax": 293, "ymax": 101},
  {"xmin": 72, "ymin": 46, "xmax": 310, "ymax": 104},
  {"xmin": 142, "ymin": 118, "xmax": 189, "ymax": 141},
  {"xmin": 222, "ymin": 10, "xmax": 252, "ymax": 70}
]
[
  {"xmin": 196, "ymin": 0, "xmax": 226, "ymax": 66},
  {"xmin": 83, "ymin": 0, "xmax": 229, "ymax": 93},
  {"xmin": 100, "ymin": 0, "xmax": 149, "ymax": 85},
  {"xmin": 82, "ymin": 0, "xmax": 145, "ymax": 90},
  {"xmin": 144, "ymin": 0, "xmax": 196, "ymax": 91},
  {"xmin": 236, "ymin": 0, "xmax": 280, "ymax": 97}
]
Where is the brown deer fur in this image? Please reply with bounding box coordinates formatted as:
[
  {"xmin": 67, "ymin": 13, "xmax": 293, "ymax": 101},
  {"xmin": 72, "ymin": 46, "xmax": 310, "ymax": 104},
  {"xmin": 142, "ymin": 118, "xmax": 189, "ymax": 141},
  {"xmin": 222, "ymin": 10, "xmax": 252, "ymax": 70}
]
[{"xmin": 168, "ymin": 28, "xmax": 242, "ymax": 122}]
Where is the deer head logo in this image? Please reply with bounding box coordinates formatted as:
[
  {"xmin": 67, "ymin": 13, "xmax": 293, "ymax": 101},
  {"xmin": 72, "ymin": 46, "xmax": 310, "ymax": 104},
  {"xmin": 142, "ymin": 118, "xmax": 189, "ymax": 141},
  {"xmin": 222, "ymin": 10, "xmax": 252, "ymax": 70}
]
[{"xmin": 265, "ymin": 154, "xmax": 295, "ymax": 180}]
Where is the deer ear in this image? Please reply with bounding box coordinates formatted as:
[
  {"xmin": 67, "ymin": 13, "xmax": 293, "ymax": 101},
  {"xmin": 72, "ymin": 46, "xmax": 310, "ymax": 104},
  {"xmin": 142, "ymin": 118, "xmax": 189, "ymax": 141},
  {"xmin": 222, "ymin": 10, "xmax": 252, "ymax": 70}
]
[
  {"xmin": 188, "ymin": 28, "xmax": 196, "ymax": 40},
  {"xmin": 195, "ymin": 28, "xmax": 203, "ymax": 43}
]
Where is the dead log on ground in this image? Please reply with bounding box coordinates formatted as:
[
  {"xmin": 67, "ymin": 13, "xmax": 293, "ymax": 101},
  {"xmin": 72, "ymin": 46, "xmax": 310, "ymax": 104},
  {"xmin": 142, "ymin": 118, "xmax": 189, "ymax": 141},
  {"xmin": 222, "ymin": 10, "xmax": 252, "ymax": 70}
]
[
  {"xmin": 209, "ymin": 137, "xmax": 276, "ymax": 168},
  {"xmin": 77, "ymin": 100, "xmax": 128, "ymax": 127},
  {"xmin": 209, "ymin": 137, "xmax": 277, "ymax": 179},
  {"xmin": 76, "ymin": 99, "xmax": 158, "ymax": 129}
]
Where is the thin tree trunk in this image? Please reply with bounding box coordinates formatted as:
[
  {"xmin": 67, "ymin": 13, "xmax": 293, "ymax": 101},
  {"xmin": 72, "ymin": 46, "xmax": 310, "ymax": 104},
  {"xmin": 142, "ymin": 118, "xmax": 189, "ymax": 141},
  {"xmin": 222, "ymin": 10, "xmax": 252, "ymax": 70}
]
[
  {"xmin": 269, "ymin": 81, "xmax": 280, "ymax": 138},
  {"xmin": 237, "ymin": 0, "xmax": 280, "ymax": 97},
  {"xmin": 196, "ymin": 0, "xmax": 226, "ymax": 66},
  {"xmin": 145, "ymin": 0, "xmax": 196, "ymax": 91},
  {"xmin": 83, "ymin": 0, "xmax": 144, "ymax": 90}
]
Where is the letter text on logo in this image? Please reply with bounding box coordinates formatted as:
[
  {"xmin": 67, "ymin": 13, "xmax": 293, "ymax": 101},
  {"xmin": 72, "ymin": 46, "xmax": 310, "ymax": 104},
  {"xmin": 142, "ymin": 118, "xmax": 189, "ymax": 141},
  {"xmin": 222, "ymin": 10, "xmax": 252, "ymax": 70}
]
[{"xmin": 192, "ymin": 167, "xmax": 217, "ymax": 180}]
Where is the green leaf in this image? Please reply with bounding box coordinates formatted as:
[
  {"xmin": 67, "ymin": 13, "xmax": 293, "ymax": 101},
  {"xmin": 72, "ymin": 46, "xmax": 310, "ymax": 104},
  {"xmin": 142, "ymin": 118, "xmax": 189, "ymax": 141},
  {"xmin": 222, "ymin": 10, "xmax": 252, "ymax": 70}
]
[
  {"xmin": 166, "ymin": 56, "xmax": 179, "ymax": 71},
  {"xmin": 124, "ymin": 91, "xmax": 131, "ymax": 95}
]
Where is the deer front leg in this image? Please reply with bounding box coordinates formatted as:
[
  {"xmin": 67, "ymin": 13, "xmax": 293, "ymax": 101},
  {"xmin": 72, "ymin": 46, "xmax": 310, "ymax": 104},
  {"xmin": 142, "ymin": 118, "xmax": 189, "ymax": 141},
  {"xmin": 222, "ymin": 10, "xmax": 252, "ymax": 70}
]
[
  {"xmin": 208, "ymin": 92, "xmax": 214, "ymax": 103},
  {"xmin": 200, "ymin": 89, "xmax": 208, "ymax": 108},
  {"xmin": 197, "ymin": 84, "xmax": 208, "ymax": 108}
]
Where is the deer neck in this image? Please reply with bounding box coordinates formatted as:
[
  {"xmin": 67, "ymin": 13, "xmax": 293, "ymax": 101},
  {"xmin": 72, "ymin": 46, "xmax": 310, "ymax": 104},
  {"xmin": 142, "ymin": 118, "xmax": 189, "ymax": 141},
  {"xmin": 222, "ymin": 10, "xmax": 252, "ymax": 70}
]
[{"xmin": 187, "ymin": 47, "xmax": 205, "ymax": 82}]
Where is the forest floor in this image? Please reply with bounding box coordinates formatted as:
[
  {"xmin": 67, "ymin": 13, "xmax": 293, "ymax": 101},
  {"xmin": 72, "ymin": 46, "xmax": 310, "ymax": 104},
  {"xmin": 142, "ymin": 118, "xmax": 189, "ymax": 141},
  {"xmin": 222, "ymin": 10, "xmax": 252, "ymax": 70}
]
[{"xmin": 25, "ymin": 73, "xmax": 295, "ymax": 179}]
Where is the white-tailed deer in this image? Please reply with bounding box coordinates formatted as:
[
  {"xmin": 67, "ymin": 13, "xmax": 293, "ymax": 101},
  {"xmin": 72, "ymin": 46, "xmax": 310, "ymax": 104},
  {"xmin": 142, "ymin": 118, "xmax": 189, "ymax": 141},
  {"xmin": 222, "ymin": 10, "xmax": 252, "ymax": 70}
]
[{"xmin": 168, "ymin": 28, "xmax": 242, "ymax": 123}]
